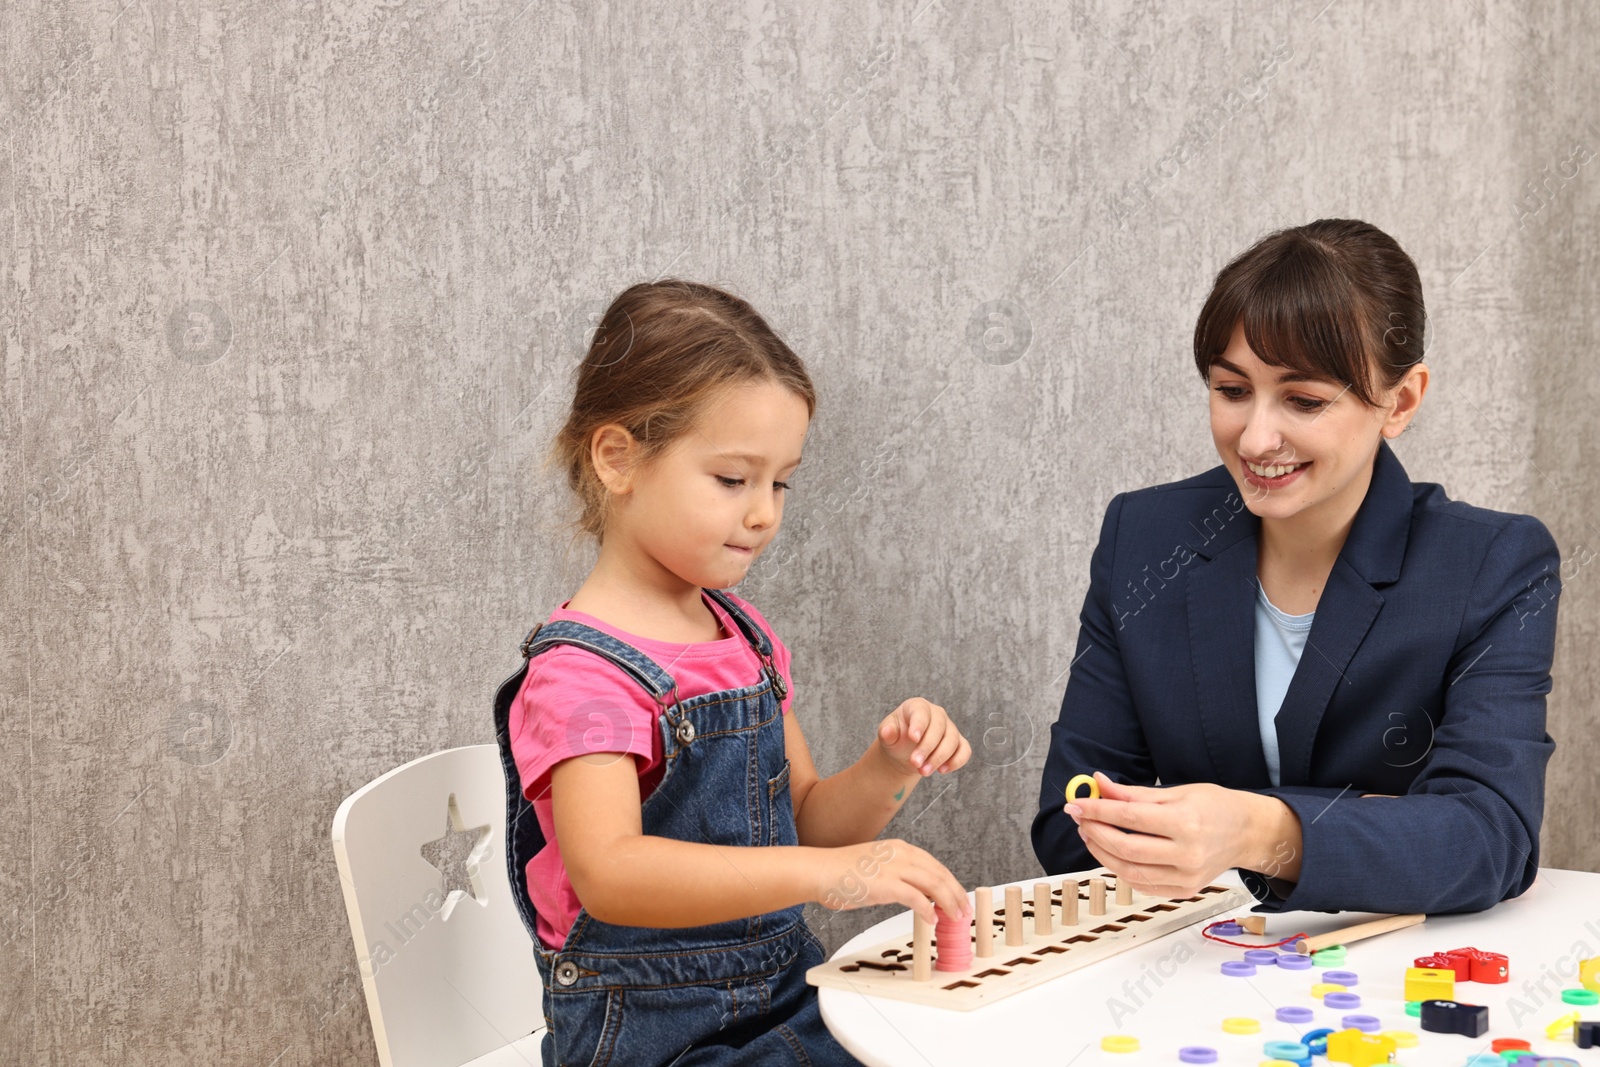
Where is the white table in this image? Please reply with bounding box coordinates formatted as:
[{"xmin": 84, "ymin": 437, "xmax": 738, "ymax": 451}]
[{"xmin": 818, "ymin": 869, "xmax": 1600, "ymax": 1066}]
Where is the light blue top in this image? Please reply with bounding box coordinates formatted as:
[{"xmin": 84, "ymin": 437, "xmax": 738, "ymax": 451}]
[{"xmin": 1254, "ymin": 579, "xmax": 1315, "ymax": 786}]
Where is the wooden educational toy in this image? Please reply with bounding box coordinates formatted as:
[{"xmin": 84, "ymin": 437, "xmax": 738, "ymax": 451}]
[
  {"xmin": 1419, "ymin": 999, "xmax": 1488, "ymax": 1037},
  {"xmin": 805, "ymin": 868, "xmax": 1251, "ymax": 1011},
  {"xmin": 1417, "ymin": 946, "xmax": 1508, "ymax": 983},
  {"xmin": 1581, "ymin": 955, "xmax": 1600, "ymax": 993},
  {"xmin": 1326, "ymin": 1027, "xmax": 1396, "ymax": 1067},
  {"xmin": 1404, "ymin": 966, "xmax": 1455, "ymax": 1003}
]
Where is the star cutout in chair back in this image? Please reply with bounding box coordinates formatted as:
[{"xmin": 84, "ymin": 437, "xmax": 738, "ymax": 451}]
[{"xmin": 419, "ymin": 793, "xmax": 491, "ymax": 919}]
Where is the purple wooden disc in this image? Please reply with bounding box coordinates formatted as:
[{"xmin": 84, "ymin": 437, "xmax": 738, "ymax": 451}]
[
  {"xmin": 1213, "ymin": 921, "xmax": 1245, "ymax": 936},
  {"xmin": 1179, "ymin": 1048, "xmax": 1218, "ymax": 1064},
  {"xmin": 1244, "ymin": 949, "xmax": 1281, "ymax": 965},
  {"xmin": 1276, "ymin": 953, "xmax": 1314, "ymax": 970},
  {"xmin": 1323, "ymin": 991, "xmax": 1362, "ymax": 1009},
  {"xmin": 1341, "ymin": 1014, "xmax": 1381, "ymax": 1032},
  {"xmin": 1276, "ymin": 1006, "xmax": 1315, "ymax": 1024},
  {"xmin": 1322, "ymin": 969, "xmax": 1359, "ymax": 986},
  {"xmin": 1221, "ymin": 960, "xmax": 1257, "ymax": 977}
]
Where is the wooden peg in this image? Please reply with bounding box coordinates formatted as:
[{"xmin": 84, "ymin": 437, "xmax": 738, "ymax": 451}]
[
  {"xmin": 1033, "ymin": 882, "xmax": 1052, "ymax": 935},
  {"xmin": 913, "ymin": 909, "xmax": 932, "ymax": 981},
  {"xmin": 1060, "ymin": 879, "xmax": 1079, "ymax": 926},
  {"xmin": 1115, "ymin": 878, "xmax": 1133, "ymax": 906},
  {"xmin": 1089, "ymin": 876, "xmax": 1106, "ymax": 915},
  {"xmin": 1240, "ymin": 915, "xmax": 1267, "ymax": 936},
  {"xmin": 1005, "ymin": 885, "xmax": 1024, "ymax": 946},
  {"xmin": 975, "ymin": 886, "xmax": 994, "ymax": 957}
]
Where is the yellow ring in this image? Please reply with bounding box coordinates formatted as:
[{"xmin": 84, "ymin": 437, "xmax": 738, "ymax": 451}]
[{"xmin": 1066, "ymin": 774, "xmax": 1100, "ymax": 802}]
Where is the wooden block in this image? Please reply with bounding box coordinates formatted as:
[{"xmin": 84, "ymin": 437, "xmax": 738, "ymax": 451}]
[
  {"xmin": 807, "ymin": 868, "xmax": 1252, "ymax": 1011},
  {"xmin": 913, "ymin": 910, "xmax": 931, "ymax": 982},
  {"xmin": 1004, "ymin": 885, "xmax": 1024, "ymax": 946},
  {"xmin": 1060, "ymin": 879, "xmax": 1078, "ymax": 926},
  {"xmin": 1089, "ymin": 876, "xmax": 1106, "ymax": 915},
  {"xmin": 1115, "ymin": 878, "xmax": 1133, "ymax": 906},
  {"xmin": 1033, "ymin": 882, "xmax": 1052, "ymax": 935},
  {"xmin": 1240, "ymin": 915, "xmax": 1267, "ymax": 936},
  {"xmin": 974, "ymin": 886, "xmax": 993, "ymax": 957}
]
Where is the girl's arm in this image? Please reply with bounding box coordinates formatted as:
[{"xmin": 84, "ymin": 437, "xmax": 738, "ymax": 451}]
[
  {"xmin": 550, "ymin": 751, "xmax": 971, "ymax": 927},
  {"xmin": 785, "ymin": 699, "xmax": 973, "ymax": 848}
]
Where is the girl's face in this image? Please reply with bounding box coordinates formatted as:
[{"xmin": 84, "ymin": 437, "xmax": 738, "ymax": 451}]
[
  {"xmin": 614, "ymin": 379, "xmax": 810, "ymax": 591},
  {"xmin": 1207, "ymin": 321, "xmax": 1418, "ymax": 529}
]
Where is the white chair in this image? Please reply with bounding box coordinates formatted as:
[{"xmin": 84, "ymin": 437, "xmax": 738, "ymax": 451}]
[{"xmin": 332, "ymin": 744, "xmax": 546, "ymax": 1067}]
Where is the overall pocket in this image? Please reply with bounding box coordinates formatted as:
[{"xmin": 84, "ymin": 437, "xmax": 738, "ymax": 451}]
[
  {"xmin": 546, "ymin": 987, "xmax": 624, "ymax": 1067},
  {"xmin": 765, "ymin": 759, "xmax": 795, "ymax": 847}
]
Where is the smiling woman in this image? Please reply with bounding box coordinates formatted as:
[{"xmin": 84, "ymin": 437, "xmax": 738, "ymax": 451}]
[{"xmin": 1032, "ymin": 219, "xmax": 1563, "ymax": 917}]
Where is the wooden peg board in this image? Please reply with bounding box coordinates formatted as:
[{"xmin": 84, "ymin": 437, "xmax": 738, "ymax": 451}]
[{"xmin": 806, "ymin": 868, "xmax": 1251, "ymax": 1011}]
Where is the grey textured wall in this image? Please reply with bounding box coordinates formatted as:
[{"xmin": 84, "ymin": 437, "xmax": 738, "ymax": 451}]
[{"xmin": 5, "ymin": 0, "xmax": 1597, "ymax": 1062}]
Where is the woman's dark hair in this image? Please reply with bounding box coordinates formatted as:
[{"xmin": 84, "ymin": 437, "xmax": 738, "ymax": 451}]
[
  {"xmin": 551, "ymin": 279, "xmax": 815, "ymax": 541},
  {"xmin": 1193, "ymin": 219, "xmax": 1425, "ymax": 407}
]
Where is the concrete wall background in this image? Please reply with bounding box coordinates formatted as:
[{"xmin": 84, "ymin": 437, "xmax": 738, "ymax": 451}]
[{"xmin": 4, "ymin": 0, "xmax": 1597, "ymax": 1062}]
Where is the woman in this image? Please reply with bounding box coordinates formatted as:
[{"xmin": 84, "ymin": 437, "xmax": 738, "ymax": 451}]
[{"xmin": 1031, "ymin": 219, "xmax": 1562, "ymax": 915}]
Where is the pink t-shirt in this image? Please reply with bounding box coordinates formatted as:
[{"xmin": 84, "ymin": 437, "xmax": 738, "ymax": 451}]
[{"xmin": 507, "ymin": 590, "xmax": 794, "ymax": 949}]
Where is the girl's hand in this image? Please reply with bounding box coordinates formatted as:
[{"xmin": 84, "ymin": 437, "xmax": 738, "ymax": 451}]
[
  {"xmin": 1064, "ymin": 772, "xmax": 1297, "ymax": 897},
  {"xmin": 876, "ymin": 698, "xmax": 972, "ymax": 778},
  {"xmin": 817, "ymin": 838, "xmax": 972, "ymax": 925}
]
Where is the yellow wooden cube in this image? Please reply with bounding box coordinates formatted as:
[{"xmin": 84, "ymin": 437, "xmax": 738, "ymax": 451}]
[
  {"xmin": 1327, "ymin": 1028, "xmax": 1397, "ymax": 1067},
  {"xmin": 1580, "ymin": 956, "xmax": 1600, "ymax": 993},
  {"xmin": 1403, "ymin": 966, "xmax": 1455, "ymax": 1003}
]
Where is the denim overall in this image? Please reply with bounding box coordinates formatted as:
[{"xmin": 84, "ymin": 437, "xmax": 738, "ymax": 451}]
[{"xmin": 492, "ymin": 588, "xmax": 860, "ymax": 1066}]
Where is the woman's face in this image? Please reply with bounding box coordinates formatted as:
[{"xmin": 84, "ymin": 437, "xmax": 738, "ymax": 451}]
[{"xmin": 1207, "ymin": 320, "xmax": 1420, "ymax": 529}]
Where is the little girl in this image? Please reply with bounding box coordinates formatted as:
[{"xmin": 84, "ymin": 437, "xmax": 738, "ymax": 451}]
[{"xmin": 492, "ymin": 279, "xmax": 973, "ymax": 1066}]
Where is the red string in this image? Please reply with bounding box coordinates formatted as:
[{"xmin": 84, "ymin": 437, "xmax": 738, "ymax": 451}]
[{"xmin": 1200, "ymin": 919, "xmax": 1311, "ymax": 950}]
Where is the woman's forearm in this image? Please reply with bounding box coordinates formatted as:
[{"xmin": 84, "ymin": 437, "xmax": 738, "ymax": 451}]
[{"xmin": 1242, "ymin": 793, "xmax": 1305, "ymax": 883}]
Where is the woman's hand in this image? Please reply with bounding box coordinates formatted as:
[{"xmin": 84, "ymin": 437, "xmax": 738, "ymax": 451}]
[
  {"xmin": 1064, "ymin": 772, "xmax": 1302, "ymax": 896},
  {"xmin": 817, "ymin": 838, "xmax": 972, "ymax": 925},
  {"xmin": 875, "ymin": 698, "xmax": 972, "ymax": 778}
]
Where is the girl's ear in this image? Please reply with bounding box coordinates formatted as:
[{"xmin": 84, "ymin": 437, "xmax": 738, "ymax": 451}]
[{"xmin": 591, "ymin": 424, "xmax": 640, "ymax": 494}]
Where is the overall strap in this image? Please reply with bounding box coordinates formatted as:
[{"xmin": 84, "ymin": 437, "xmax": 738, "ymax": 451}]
[
  {"xmin": 520, "ymin": 619, "xmax": 679, "ymax": 700},
  {"xmin": 703, "ymin": 588, "xmax": 772, "ymax": 657},
  {"xmin": 703, "ymin": 588, "xmax": 787, "ymax": 701}
]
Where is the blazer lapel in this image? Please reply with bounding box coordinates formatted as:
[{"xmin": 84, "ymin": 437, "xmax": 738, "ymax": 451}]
[
  {"xmin": 1273, "ymin": 440, "xmax": 1412, "ymax": 785},
  {"xmin": 1272, "ymin": 562, "xmax": 1383, "ymax": 785},
  {"xmin": 1187, "ymin": 529, "xmax": 1272, "ymax": 787}
]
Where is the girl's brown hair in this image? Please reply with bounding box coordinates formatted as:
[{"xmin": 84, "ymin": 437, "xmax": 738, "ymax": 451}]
[
  {"xmin": 551, "ymin": 279, "xmax": 815, "ymax": 540},
  {"xmin": 1193, "ymin": 218, "xmax": 1426, "ymax": 407}
]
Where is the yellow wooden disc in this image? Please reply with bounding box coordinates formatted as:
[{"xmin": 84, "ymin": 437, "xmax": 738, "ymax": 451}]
[
  {"xmin": 1223, "ymin": 1017, "xmax": 1262, "ymax": 1034},
  {"xmin": 1066, "ymin": 774, "xmax": 1100, "ymax": 802},
  {"xmin": 1310, "ymin": 982, "xmax": 1349, "ymax": 998},
  {"xmin": 1100, "ymin": 1035, "xmax": 1140, "ymax": 1053},
  {"xmin": 1546, "ymin": 1010, "xmax": 1580, "ymax": 1039},
  {"xmin": 1381, "ymin": 1030, "xmax": 1419, "ymax": 1048}
]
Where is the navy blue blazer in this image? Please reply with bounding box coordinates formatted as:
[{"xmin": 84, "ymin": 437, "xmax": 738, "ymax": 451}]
[{"xmin": 1031, "ymin": 440, "xmax": 1562, "ymax": 915}]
